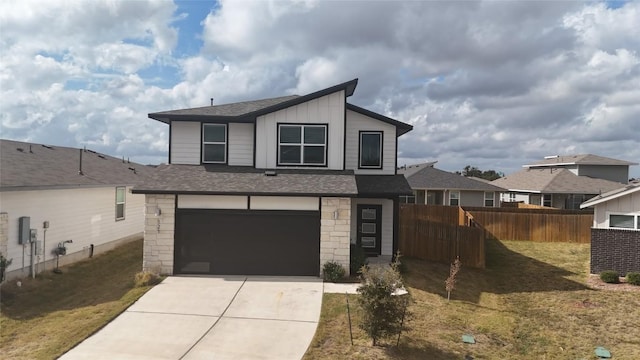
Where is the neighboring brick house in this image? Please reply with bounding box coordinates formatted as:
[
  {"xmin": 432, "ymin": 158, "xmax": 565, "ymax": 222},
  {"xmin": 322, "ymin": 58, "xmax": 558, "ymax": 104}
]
[
  {"xmin": 398, "ymin": 162, "xmax": 505, "ymax": 207},
  {"xmin": 0, "ymin": 139, "xmax": 152, "ymax": 281},
  {"xmin": 132, "ymin": 79, "xmax": 413, "ymax": 276},
  {"xmin": 492, "ymin": 154, "xmax": 636, "ymax": 209},
  {"xmin": 580, "ymin": 183, "xmax": 640, "ymax": 275}
]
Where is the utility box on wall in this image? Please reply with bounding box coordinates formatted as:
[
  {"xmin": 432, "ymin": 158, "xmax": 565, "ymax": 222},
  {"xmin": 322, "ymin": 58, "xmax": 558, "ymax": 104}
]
[{"xmin": 18, "ymin": 216, "xmax": 30, "ymax": 244}]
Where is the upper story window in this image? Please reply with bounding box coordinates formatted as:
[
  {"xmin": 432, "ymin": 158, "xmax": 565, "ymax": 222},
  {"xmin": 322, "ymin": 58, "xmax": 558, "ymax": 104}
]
[
  {"xmin": 449, "ymin": 191, "xmax": 460, "ymax": 206},
  {"xmin": 609, "ymin": 213, "xmax": 639, "ymax": 230},
  {"xmin": 115, "ymin": 187, "xmax": 126, "ymax": 221},
  {"xmin": 359, "ymin": 131, "xmax": 383, "ymax": 169},
  {"xmin": 202, "ymin": 124, "xmax": 227, "ymax": 163},
  {"xmin": 278, "ymin": 124, "xmax": 327, "ymax": 166},
  {"xmin": 484, "ymin": 192, "xmax": 494, "ymax": 207}
]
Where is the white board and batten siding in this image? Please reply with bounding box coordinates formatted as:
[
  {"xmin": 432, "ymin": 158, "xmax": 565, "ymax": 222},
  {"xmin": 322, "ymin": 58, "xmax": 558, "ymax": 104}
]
[
  {"xmin": 170, "ymin": 121, "xmax": 200, "ymax": 165},
  {"xmin": 351, "ymin": 198, "xmax": 394, "ymax": 256},
  {"xmin": 0, "ymin": 187, "xmax": 145, "ymax": 274},
  {"xmin": 171, "ymin": 121, "xmax": 255, "ymax": 166},
  {"xmin": 255, "ymin": 91, "xmax": 346, "ymax": 170},
  {"xmin": 593, "ymin": 191, "xmax": 640, "ymax": 228},
  {"xmin": 345, "ymin": 109, "xmax": 396, "ymax": 175},
  {"xmin": 177, "ymin": 195, "xmax": 319, "ymax": 211}
]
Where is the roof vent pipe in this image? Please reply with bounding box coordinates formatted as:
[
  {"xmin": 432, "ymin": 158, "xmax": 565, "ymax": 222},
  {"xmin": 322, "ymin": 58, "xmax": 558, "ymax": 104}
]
[
  {"xmin": 211, "ymin": 98, "xmax": 214, "ymax": 106},
  {"xmin": 78, "ymin": 149, "xmax": 84, "ymax": 175},
  {"xmin": 29, "ymin": 145, "xmax": 33, "ymax": 153}
]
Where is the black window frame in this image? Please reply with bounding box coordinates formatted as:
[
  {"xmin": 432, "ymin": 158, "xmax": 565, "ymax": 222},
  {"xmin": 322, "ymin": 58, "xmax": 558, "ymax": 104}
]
[
  {"xmin": 277, "ymin": 123, "xmax": 328, "ymax": 167},
  {"xmin": 202, "ymin": 123, "xmax": 227, "ymax": 164},
  {"xmin": 358, "ymin": 130, "xmax": 383, "ymax": 169}
]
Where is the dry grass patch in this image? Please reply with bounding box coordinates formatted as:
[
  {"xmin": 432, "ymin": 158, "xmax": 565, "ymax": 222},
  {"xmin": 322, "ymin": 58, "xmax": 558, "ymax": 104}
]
[
  {"xmin": 304, "ymin": 240, "xmax": 640, "ymax": 359},
  {"xmin": 0, "ymin": 239, "xmax": 152, "ymax": 360}
]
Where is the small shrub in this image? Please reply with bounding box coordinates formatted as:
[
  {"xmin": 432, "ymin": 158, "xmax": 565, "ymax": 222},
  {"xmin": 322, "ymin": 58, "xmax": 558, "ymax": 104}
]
[
  {"xmin": 322, "ymin": 261, "xmax": 346, "ymax": 282},
  {"xmin": 445, "ymin": 257, "xmax": 462, "ymax": 301},
  {"xmin": 357, "ymin": 256, "xmax": 410, "ymax": 346},
  {"xmin": 350, "ymin": 241, "xmax": 368, "ymax": 275},
  {"xmin": 600, "ymin": 270, "xmax": 620, "ymax": 284},
  {"xmin": 626, "ymin": 272, "xmax": 640, "ymax": 286},
  {"xmin": 134, "ymin": 271, "xmax": 162, "ymax": 287}
]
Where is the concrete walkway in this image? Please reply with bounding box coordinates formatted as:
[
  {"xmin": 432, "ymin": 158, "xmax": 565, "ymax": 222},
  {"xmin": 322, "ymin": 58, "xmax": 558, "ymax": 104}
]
[{"xmin": 60, "ymin": 276, "xmax": 323, "ymax": 360}]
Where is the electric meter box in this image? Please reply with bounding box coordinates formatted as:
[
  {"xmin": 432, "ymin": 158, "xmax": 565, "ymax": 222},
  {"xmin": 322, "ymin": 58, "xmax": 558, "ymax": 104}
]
[
  {"xmin": 35, "ymin": 241, "xmax": 43, "ymax": 255},
  {"xmin": 18, "ymin": 216, "xmax": 31, "ymax": 244}
]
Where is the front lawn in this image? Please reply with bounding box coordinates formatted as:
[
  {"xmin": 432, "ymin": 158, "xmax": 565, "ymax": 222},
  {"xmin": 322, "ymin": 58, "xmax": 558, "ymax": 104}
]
[
  {"xmin": 0, "ymin": 239, "xmax": 151, "ymax": 360},
  {"xmin": 304, "ymin": 240, "xmax": 640, "ymax": 359}
]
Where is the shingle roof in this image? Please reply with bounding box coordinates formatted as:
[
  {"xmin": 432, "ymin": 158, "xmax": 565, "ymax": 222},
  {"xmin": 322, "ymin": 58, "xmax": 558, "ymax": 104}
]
[
  {"xmin": 132, "ymin": 164, "xmax": 359, "ymax": 196},
  {"xmin": 148, "ymin": 79, "xmax": 359, "ymax": 124},
  {"xmin": 491, "ymin": 168, "xmax": 625, "ymax": 194},
  {"xmin": 355, "ymin": 175, "xmax": 414, "ymax": 197},
  {"xmin": 580, "ymin": 183, "xmax": 640, "ymax": 208},
  {"xmin": 399, "ymin": 165, "xmax": 506, "ymax": 192},
  {"xmin": 396, "ymin": 161, "xmax": 438, "ymax": 178},
  {"xmin": 525, "ymin": 154, "xmax": 637, "ymax": 167},
  {"xmin": 0, "ymin": 139, "xmax": 153, "ymax": 191}
]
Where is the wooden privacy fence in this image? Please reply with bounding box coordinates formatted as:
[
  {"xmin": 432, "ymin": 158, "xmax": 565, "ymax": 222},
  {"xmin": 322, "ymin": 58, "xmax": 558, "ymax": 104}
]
[
  {"xmin": 399, "ymin": 205, "xmax": 485, "ymax": 268},
  {"xmin": 463, "ymin": 207, "xmax": 593, "ymax": 243}
]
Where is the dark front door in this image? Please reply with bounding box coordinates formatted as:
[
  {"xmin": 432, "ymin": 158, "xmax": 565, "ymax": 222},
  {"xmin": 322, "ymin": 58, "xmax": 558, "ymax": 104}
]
[
  {"xmin": 175, "ymin": 209, "xmax": 320, "ymax": 276},
  {"xmin": 357, "ymin": 204, "xmax": 382, "ymax": 256}
]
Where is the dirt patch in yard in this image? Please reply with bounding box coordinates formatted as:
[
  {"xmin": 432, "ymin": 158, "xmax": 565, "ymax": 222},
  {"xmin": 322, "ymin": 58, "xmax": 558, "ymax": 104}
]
[{"xmin": 585, "ymin": 274, "xmax": 640, "ymax": 292}]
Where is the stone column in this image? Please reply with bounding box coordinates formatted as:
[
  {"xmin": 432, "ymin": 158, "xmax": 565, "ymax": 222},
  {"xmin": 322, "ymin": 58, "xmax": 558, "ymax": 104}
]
[
  {"xmin": 143, "ymin": 194, "xmax": 175, "ymax": 275},
  {"xmin": 320, "ymin": 197, "xmax": 351, "ymax": 276}
]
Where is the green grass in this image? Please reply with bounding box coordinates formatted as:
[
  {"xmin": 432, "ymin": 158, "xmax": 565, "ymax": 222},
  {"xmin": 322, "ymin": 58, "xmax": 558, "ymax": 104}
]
[
  {"xmin": 304, "ymin": 240, "xmax": 640, "ymax": 359},
  {"xmin": 0, "ymin": 239, "xmax": 152, "ymax": 360}
]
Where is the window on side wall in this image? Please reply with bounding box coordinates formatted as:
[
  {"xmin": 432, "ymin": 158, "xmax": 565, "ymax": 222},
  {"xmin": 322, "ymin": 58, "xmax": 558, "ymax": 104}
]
[
  {"xmin": 609, "ymin": 214, "xmax": 639, "ymax": 230},
  {"xmin": 449, "ymin": 191, "xmax": 460, "ymax": 206},
  {"xmin": 400, "ymin": 195, "xmax": 416, "ymax": 204},
  {"xmin": 509, "ymin": 193, "xmax": 516, "ymax": 202},
  {"xmin": 543, "ymin": 194, "xmax": 552, "ymax": 207},
  {"xmin": 116, "ymin": 187, "xmax": 126, "ymax": 221},
  {"xmin": 202, "ymin": 124, "xmax": 227, "ymax": 163},
  {"xmin": 359, "ymin": 131, "xmax": 383, "ymax": 169},
  {"xmin": 484, "ymin": 192, "xmax": 494, "ymax": 207},
  {"xmin": 278, "ymin": 124, "xmax": 327, "ymax": 166}
]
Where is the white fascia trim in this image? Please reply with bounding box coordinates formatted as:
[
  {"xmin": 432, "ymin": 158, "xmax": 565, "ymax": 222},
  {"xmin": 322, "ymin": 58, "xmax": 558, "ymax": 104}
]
[{"xmin": 580, "ymin": 186, "xmax": 640, "ymax": 208}]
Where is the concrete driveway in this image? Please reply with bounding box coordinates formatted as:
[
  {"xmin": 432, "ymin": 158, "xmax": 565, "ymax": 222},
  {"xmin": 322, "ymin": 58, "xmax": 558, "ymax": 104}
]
[{"xmin": 60, "ymin": 276, "xmax": 323, "ymax": 360}]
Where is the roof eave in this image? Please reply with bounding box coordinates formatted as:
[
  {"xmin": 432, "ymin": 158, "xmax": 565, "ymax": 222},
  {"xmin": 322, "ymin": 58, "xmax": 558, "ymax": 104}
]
[
  {"xmin": 346, "ymin": 103, "xmax": 413, "ymax": 136},
  {"xmin": 131, "ymin": 189, "xmax": 358, "ymax": 197}
]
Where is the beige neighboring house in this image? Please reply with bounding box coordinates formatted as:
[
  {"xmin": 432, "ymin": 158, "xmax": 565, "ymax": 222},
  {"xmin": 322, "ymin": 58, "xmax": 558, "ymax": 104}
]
[
  {"xmin": 0, "ymin": 139, "xmax": 153, "ymax": 281},
  {"xmin": 492, "ymin": 154, "xmax": 637, "ymax": 209},
  {"xmin": 580, "ymin": 183, "xmax": 640, "ymax": 275},
  {"xmin": 398, "ymin": 162, "xmax": 505, "ymax": 207}
]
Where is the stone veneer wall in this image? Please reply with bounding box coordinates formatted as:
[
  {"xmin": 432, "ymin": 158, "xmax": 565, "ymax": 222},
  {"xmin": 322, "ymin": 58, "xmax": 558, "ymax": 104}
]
[
  {"xmin": 591, "ymin": 228, "xmax": 640, "ymax": 276},
  {"xmin": 143, "ymin": 194, "xmax": 175, "ymax": 275},
  {"xmin": 320, "ymin": 197, "xmax": 351, "ymax": 276}
]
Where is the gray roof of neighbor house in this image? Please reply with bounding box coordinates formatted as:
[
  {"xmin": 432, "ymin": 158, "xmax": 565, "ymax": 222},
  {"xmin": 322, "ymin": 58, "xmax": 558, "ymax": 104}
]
[
  {"xmin": 148, "ymin": 79, "xmax": 413, "ymax": 136},
  {"xmin": 524, "ymin": 154, "xmax": 638, "ymax": 167},
  {"xmin": 491, "ymin": 168, "xmax": 625, "ymax": 194},
  {"xmin": 396, "ymin": 161, "xmax": 438, "ymax": 178},
  {"xmin": 0, "ymin": 139, "xmax": 154, "ymax": 191},
  {"xmin": 580, "ymin": 183, "xmax": 640, "ymax": 208},
  {"xmin": 132, "ymin": 164, "xmax": 360, "ymax": 196},
  {"xmin": 398, "ymin": 164, "xmax": 506, "ymax": 192}
]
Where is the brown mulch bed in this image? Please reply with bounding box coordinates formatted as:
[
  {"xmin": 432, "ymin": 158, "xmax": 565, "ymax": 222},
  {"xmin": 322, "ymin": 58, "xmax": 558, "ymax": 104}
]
[{"xmin": 585, "ymin": 274, "xmax": 640, "ymax": 292}]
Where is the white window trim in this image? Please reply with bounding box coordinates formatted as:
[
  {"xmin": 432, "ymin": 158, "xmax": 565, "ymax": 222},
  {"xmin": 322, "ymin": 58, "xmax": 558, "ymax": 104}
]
[
  {"xmin": 449, "ymin": 190, "xmax": 460, "ymax": 206},
  {"xmin": 277, "ymin": 124, "xmax": 327, "ymax": 166},
  {"xmin": 202, "ymin": 123, "xmax": 227, "ymax": 164},
  {"xmin": 484, "ymin": 192, "xmax": 495, "ymax": 207},
  {"xmin": 359, "ymin": 131, "xmax": 383, "ymax": 169},
  {"xmin": 509, "ymin": 192, "xmax": 516, "ymax": 202},
  {"xmin": 115, "ymin": 186, "xmax": 126, "ymax": 221},
  {"xmin": 606, "ymin": 211, "xmax": 640, "ymax": 230}
]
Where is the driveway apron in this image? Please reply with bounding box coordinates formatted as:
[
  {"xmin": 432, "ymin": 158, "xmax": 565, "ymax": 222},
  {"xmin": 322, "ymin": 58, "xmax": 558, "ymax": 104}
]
[{"xmin": 59, "ymin": 276, "xmax": 323, "ymax": 360}]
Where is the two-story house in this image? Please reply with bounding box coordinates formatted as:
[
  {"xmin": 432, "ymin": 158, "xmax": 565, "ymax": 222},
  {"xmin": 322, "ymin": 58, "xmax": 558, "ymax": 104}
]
[
  {"xmin": 133, "ymin": 79, "xmax": 413, "ymax": 277},
  {"xmin": 492, "ymin": 154, "xmax": 637, "ymax": 209}
]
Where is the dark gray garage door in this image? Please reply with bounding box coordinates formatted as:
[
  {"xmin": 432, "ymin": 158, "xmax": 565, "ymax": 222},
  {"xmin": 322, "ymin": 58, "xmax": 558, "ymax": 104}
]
[{"xmin": 175, "ymin": 209, "xmax": 320, "ymax": 276}]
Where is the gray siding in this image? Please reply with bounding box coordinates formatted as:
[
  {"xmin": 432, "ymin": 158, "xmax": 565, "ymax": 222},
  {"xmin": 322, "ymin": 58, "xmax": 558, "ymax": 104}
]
[
  {"xmin": 170, "ymin": 121, "xmax": 200, "ymax": 165},
  {"xmin": 228, "ymin": 123, "xmax": 254, "ymax": 166},
  {"xmin": 577, "ymin": 165, "xmax": 629, "ymax": 184},
  {"xmin": 345, "ymin": 110, "xmax": 396, "ymax": 175}
]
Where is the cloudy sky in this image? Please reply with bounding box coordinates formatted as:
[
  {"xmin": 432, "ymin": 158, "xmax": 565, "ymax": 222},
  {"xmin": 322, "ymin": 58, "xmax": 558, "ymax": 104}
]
[{"xmin": 1, "ymin": 0, "xmax": 639, "ymax": 178}]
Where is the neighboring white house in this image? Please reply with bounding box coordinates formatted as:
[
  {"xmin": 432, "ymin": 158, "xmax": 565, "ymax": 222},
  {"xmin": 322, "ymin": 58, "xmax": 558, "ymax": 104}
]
[
  {"xmin": 0, "ymin": 139, "xmax": 153, "ymax": 281},
  {"xmin": 492, "ymin": 154, "xmax": 636, "ymax": 209},
  {"xmin": 580, "ymin": 183, "xmax": 640, "ymax": 275},
  {"xmin": 134, "ymin": 79, "xmax": 414, "ymax": 277}
]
